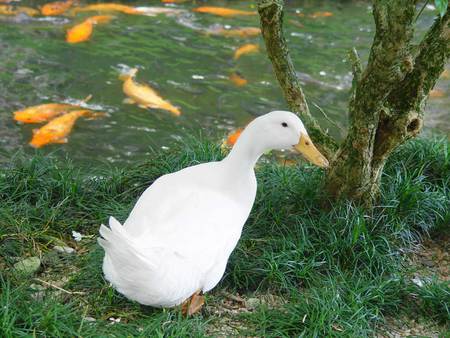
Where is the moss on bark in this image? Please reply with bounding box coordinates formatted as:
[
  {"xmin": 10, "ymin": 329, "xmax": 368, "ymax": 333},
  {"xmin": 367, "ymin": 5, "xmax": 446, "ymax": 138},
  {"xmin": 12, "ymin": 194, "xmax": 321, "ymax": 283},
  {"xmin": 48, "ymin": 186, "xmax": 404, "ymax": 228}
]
[{"xmin": 257, "ymin": 0, "xmax": 450, "ymax": 206}]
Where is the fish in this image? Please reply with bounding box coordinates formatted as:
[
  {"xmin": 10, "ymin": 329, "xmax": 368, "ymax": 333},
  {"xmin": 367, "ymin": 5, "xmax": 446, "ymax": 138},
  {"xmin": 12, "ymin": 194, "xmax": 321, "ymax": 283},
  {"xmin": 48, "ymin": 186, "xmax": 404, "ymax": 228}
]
[
  {"xmin": 429, "ymin": 88, "xmax": 446, "ymax": 98},
  {"xmin": 226, "ymin": 128, "xmax": 243, "ymax": 146},
  {"xmin": 298, "ymin": 11, "xmax": 333, "ymax": 19},
  {"xmin": 13, "ymin": 96, "xmax": 92, "ymax": 123},
  {"xmin": 207, "ymin": 26, "xmax": 261, "ymax": 38},
  {"xmin": 193, "ymin": 6, "xmax": 256, "ymax": 17},
  {"xmin": 0, "ymin": 5, "xmax": 39, "ymax": 16},
  {"xmin": 29, "ymin": 109, "xmax": 103, "ymax": 148},
  {"xmin": 133, "ymin": 7, "xmax": 184, "ymax": 16},
  {"xmin": 233, "ymin": 44, "xmax": 259, "ymax": 60},
  {"xmin": 288, "ymin": 19, "xmax": 304, "ymax": 29},
  {"xmin": 229, "ymin": 72, "xmax": 247, "ymax": 87},
  {"xmin": 120, "ymin": 68, "xmax": 181, "ymax": 116},
  {"xmin": 69, "ymin": 4, "xmax": 182, "ymax": 16},
  {"xmin": 69, "ymin": 3, "xmax": 140, "ymax": 15},
  {"xmin": 41, "ymin": 0, "xmax": 73, "ymax": 16},
  {"xmin": 87, "ymin": 15, "xmax": 114, "ymax": 24},
  {"xmin": 66, "ymin": 15, "xmax": 113, "ymax": 43},
  {"xmin": 309, "ymin": 11, "xmax": 333, "ymax": 18},
  {"xmin": 66, "ymin": 19, "xmax": 93, "ymax": 43}
]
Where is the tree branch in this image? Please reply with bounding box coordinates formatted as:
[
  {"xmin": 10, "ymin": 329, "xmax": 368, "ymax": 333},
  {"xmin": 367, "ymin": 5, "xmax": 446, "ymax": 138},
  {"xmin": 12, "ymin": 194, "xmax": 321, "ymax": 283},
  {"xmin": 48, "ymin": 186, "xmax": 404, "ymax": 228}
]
[
  {"xmin": 373, "ymin": 8, "xmax": 450, "ymax": 163},
  {"xmin": 256, "ymin": 0, "xmax": 338, "ymax": 158},
  {"xmin": 388, "ymin": 7, "xmax": 450, "ymax": 113},
  {"xmin": 325, "ymin": 0, "xmax": 417, "ymax": 199},
  {"xmin": 350, "ymin": 0, "xmax": 416, "ymax": 121}
]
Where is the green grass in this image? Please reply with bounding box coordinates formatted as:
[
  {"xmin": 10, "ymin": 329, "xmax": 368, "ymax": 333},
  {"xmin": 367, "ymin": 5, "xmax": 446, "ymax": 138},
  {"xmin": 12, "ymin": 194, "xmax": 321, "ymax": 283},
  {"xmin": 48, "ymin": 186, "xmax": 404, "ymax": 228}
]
[{"xmin": 1, "ymin": 137, "xmax": 449, "ymax": 337}]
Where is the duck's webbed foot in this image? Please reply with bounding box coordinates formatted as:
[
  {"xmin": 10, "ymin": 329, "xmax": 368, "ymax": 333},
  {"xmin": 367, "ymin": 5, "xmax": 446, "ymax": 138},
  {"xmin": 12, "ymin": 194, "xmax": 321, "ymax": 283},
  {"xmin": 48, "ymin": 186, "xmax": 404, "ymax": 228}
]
[{"xmin": 181, "ymin": 290, "xmax": 204, "ymax": 316}]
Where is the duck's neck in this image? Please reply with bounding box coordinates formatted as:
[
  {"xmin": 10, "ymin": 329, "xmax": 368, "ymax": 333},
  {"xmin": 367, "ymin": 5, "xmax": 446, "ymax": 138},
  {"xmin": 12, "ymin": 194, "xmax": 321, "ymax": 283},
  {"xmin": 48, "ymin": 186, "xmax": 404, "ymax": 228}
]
[{"xmin": 222, "ymin": 125, "xmax": 266, "ymax": 173}]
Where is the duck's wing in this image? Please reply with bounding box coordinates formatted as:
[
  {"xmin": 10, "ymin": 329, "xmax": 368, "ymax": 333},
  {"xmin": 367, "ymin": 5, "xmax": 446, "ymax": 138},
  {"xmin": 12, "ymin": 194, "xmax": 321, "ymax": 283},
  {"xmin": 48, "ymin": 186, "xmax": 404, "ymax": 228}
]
[
  {"xmin": 122, "ymin": 162, "xmax": 253, "ymax": 265},
  {"xmin": 123, "ymin": 162, "xmax": 242, "ymax": 236}
]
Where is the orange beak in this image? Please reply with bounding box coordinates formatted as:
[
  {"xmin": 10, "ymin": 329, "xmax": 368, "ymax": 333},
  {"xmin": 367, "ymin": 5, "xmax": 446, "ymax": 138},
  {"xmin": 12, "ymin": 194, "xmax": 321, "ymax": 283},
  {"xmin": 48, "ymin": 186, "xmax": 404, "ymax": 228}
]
[{"xmin": 293, "ymin": 134, "xmax": 329, "ymax": 168}]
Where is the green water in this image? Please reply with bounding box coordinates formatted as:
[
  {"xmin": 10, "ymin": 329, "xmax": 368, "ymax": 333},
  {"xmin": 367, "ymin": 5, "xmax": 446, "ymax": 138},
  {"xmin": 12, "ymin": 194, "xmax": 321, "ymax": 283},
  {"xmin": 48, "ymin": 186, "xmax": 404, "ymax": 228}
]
[{"xmin": 0, "ymin": 0, "xmax": 448, "ymax": 164}]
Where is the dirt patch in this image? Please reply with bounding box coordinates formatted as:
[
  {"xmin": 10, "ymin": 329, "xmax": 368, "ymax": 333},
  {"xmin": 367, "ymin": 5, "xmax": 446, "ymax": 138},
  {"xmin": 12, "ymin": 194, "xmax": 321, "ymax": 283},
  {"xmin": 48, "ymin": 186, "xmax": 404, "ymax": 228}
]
[
  {"xmin": 205, "ymin": 291, "xmax": 286, "ymax": 337},
  {"xmin": 379, "ymin": 229, "xmax": 449, "ymax": 337},
  {"xmin": 377, "ymin": 315, "xmax": 442, "ymax": 338},
  {"xmin": 408, "ymin": 231, "xmax": 449, "ymax": 283}
]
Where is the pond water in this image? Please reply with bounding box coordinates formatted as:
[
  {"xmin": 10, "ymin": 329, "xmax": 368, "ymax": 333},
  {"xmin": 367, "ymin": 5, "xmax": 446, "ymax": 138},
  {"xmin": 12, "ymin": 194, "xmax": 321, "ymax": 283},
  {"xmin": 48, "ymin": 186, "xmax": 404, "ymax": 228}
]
[{"xmin": 0, "ymin": 0, "xmax": 448, "ymax": 165}]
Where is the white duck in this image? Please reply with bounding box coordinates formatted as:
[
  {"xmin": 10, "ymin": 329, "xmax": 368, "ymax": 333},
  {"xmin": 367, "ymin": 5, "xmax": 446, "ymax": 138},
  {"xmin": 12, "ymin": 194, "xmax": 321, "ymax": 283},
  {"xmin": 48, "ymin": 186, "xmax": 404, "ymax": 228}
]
[{"xmin": 98, "ymin": 110, "xmax": 329, "ymax": 315}]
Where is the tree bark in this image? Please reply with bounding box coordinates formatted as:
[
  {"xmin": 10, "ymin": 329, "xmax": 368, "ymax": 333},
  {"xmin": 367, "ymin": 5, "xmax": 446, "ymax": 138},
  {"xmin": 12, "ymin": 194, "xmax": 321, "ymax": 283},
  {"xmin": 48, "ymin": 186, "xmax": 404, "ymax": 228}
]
[
  {"xmin": 327, "ymin": 4, "xmax": 449, "ymax": 203},
  {"xmin": 257, "ymin": 0, "xmax": 338, "ymax": 159},
  {"xmin": 257, "ymin": 0, "xmax": 449, "ymax": 205}
]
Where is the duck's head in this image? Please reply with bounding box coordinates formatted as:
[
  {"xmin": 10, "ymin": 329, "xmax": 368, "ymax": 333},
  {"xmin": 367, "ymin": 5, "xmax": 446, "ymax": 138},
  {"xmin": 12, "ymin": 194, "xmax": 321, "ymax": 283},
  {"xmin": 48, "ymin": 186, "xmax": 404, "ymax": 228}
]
[{"xmin": 247, "ymin": 110, "xmax": 329, "ymax": 168}]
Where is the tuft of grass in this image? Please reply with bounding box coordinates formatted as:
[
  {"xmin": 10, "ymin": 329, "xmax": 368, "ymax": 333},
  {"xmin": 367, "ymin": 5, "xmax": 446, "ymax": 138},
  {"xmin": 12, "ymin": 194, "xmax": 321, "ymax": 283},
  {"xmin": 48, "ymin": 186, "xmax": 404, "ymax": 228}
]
[
  {"xmin": 406, "ymin": 279, "xmax": 450, "ymax": 324},
  {"xmin": 0, "ymin": 137, "xmax": 449, "ymax": 336}
]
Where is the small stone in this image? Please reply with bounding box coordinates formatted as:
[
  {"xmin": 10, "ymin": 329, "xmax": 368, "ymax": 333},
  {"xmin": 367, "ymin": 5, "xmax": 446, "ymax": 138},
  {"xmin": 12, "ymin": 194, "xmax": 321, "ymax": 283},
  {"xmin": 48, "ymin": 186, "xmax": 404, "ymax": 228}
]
[
  {"xmin": 412, "ymin": 276, "xmax": 424, "ymax": 287},
  {"xmin": 246, "ymin": 297, "xmax": 261, "ymax": 310},
  {"xmin": 30, "ymin": 283, "xmax": 46, "ymax": 292},
  {"xmin": 83, "ymin": 316, "xmax": 96, "ymax": 322},
  {"xmin": 14, "ymin": 257, "xmax": 41, "ymax": 275},
  {"xmin": 30, "ymin": 283, "xmax": 46, "ymax": 301},
  {"xmin": 53, "ymin": 246, "xmax": 75, "ymax": 254},
  {"xmin": 72, "ymin": 231, "xmax": 83, "ymax": 242}
]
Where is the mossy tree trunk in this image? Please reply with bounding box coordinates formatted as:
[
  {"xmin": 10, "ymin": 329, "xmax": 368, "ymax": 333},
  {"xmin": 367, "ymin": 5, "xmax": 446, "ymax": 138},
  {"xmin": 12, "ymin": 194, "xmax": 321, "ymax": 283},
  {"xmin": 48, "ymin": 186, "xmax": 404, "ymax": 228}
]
[{"xmin": 257, "ymin": 0, "xmax": 449, "ymax": 205}]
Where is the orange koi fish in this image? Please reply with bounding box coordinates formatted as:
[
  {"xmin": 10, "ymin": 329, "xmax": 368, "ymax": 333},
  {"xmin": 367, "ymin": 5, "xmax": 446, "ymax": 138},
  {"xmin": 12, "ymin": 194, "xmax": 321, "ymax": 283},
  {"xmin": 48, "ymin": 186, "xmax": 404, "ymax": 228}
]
[
  {"xmin": 193, "ymin": 6, "xmax": 256, "ymax": 17},
  {"xmin": 132, "ymin": 7, "xmax": 184, "ymax": 16},
  {"xmin": 87, "ymin": 14, "xmax": 114, "ymax": 24},
  {"xmin": 0, "ymin": 5, "xmax": 39, "ymax": 16},
  {"xmin": 41, "ymin": 0, "xmax": 73, "ymax": 16},
  {"xmin": 226, "ymin": 128, "xmax": 243, "ymax": 146},
  {"xmin": 66, "ymin": 15, "xmax": 113, "ymax": 43},
  {"xmin": 29, "ymin": 109, "xmax": 103, "ymax": 148},
  {"xmin": 298, "ymin": 11, "xmax": 333, "ymax": 19},
  {"xmin": 233, "ymin": 43, "xmax": 259, "ymax": 60},
  {"xmin": 70, "ymin": 3, "xmax": 139, "ymax": 15},
  {"xmin": 429, "ymin": 88, "xmax": 445, "ymax": 98},
  {"xmin": 309, "ymin": 11, "xmax": 333, "ymax": 18},
  {"xmin": 211, "ymin": 27, "xmax": 261, "ymax": 38},
  {"xmin": 120, "ymin": 68, "xmax": 181, "ymax": 116},
  {"xmin": 229, "ymin": 72, "xmax": 247, "ymax": 87},
  {"xmin": 13, "ymin": 96, "xmax": 91, "ymax": 123}
]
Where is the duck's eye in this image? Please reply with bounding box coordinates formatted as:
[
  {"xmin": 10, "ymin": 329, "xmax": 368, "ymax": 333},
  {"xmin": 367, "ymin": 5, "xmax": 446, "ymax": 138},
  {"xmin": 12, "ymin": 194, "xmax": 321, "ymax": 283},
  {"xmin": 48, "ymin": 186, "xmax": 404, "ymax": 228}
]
[{"xmin": 281, "ymin": 122, "xmax": 288, "ymax": 127}]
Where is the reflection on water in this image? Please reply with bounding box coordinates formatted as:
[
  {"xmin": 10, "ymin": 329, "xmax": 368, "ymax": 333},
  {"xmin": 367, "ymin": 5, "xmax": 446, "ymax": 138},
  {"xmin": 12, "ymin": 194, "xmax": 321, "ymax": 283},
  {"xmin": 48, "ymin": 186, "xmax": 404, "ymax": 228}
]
[{"xmin": 0, "ymin": 0, "xmax": 448, "ymax": 165}]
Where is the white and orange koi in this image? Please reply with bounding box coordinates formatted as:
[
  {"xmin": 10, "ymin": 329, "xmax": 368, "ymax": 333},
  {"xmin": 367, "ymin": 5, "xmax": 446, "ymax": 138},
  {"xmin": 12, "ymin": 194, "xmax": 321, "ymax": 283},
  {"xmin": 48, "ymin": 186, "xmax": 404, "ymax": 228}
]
[{"xmin": 120, "ymin": 68, "xmax": 181, "ymax": 116}]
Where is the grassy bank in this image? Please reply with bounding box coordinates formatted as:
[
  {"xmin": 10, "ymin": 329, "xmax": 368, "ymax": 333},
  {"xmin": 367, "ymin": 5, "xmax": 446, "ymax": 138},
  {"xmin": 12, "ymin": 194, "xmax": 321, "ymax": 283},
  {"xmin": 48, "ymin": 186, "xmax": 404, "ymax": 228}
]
[{"xmin": 1, "ymin": 137, "xmax": 449, "ymax": 337}]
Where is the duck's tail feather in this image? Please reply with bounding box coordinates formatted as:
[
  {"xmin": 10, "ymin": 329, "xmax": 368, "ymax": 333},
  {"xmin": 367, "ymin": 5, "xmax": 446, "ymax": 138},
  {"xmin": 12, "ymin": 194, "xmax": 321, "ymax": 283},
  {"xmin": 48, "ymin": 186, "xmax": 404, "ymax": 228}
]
[{"xmin": 98, "ymin": 216, "xmax": 156, "ymax": 282}]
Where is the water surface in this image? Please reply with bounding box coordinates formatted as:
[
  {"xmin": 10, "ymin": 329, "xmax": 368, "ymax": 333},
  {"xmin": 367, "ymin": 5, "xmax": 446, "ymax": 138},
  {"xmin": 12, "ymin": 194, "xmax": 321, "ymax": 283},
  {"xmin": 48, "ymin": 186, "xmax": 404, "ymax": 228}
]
[{"xmin": 0, "ymin": 0, "xmax": 448, "ymax": 165}]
